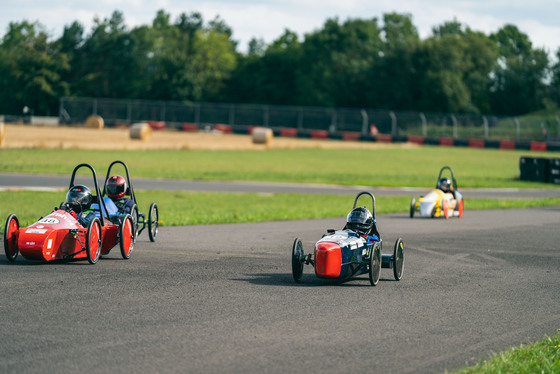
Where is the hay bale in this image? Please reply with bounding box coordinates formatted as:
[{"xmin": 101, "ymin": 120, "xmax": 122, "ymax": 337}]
[
  {"xmin": 252, "ymin": 127, "xmax": 273, "ymax": 145},
  {"xmin": 85, "ymin": 115, "xmax": 104, "ymax": 129},
  {"xmin": 130, "ymin": 122, "xmax": 152, "ymax": 141},
  {"xmin": 0, "ymin": 122, "xmax": 5, "ymax": 147}
]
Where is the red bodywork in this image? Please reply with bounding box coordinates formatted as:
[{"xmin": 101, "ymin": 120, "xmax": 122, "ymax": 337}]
[
  {"xmin": 16, "ymin": 210, "xmax": 118, "ymax": 261},
  {"xmin": 314, "ymin": 242, "xmax": 342, "ymax": 279}
]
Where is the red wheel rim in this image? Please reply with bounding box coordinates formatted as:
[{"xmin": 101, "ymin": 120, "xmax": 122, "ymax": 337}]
[
  {"xmin": 89, "ymin": 222, "xmax": 101, "ymax": 260},
  {"xmin": 6, "ymin": 218, "xmax": 18, "ymax": 257},
  {"xmin": 122, "ymin": 219, "xmax": 133, "ymax": 256}
]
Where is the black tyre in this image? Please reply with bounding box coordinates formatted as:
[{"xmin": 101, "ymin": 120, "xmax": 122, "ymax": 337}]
[
  {"xmin": 4, "ymin": 214, "xmax": 20, "ymax": 262},
  {"xmin": 86, "ymin": 218, "xmax": 102, "ymax": 265},
  {"xmin": 292, "ymin": 238, "xmax": 304, "ymax": 283},
  {"xmin": 369, "ymin": 242, "xmax": 381, "ymax": 286},
  {"xmin": 119, "ymin": 214, "xmax": 134, "ymax": 259},
  {"xmin": 130, "ymin": 204, "xmax": 139, "ymax": 242},
  {"xmin": 409, "ymin": 197, "xmax": 416, "ymax": 218},
  {"xmin": 148, "ymin": 203, "xmax": 158, "ymax": 242},
  {"xmin": 393, "ymin": 238, "xmax": 404, "ymax": 281}
]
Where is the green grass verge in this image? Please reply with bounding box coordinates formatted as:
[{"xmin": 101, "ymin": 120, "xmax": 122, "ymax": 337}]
[
  {"xmin": 2, "ymin": 147, "xmax": 560, "ymax": 188},
  {"xmin": 451, "ymin": 332, "xmax": 560, "ymax": 373},
  {"xmin": 1, "ymin": 190, "xmax": 559, "ymax": 235}
]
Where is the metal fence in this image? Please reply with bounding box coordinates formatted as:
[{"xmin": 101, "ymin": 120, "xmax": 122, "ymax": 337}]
[{"xmin": 60, "ymin": 97, "xmax": 560, "ymax": 142}]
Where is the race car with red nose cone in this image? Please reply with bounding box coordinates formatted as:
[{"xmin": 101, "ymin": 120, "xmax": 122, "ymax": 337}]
[
  {"xmin": 3, "ymin": 163, "xmax": 135, "ymax": 264},
  {"xmin": 291, "ymin": 191, "xmax": 404, "ymax": 286},
  {"xmin": 409, "ymin": 166, "xmax": 464, "ymax": 219},
  {"xmin": 102, "ymin": 160, "xmax": 159, "ymax": 242}
]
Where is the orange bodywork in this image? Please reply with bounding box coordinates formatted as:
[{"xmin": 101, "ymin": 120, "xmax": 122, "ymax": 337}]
[
  {"xmin": 16, "ymin": 210, "xmax": 118, "ymax": 261},
  {"xmin": 315, "ymin": 241, "xmax": 342, "ymax": 278}
]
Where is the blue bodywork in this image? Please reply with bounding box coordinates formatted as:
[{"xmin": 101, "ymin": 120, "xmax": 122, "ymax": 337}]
[{"xmin": 316, "ymin": 229, "xmax": 380, "ymax": 279}]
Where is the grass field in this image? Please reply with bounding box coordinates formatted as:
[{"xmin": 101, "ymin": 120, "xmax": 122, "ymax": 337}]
[
  {"xmin": 452, "ymin": 331, "xmax": 560, "ymax": 373},
  {"xmin": 2, "ymin": 146, "xmax": 560, "ymax": 188},
  {"xmin": 1, "ymin": 145, "xmax": 559, "ymax": 233}
]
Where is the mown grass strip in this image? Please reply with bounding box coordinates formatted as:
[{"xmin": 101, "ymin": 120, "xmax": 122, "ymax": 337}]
[
  {"xmin": 1, "ymin": 190, "xmax": 559, "ymax": 234},
  {"xmin": 2, "ymin": 147, "xmax": 560, "ymax": 188},
  {"xmin": 451, "ymin": 331, "xmax": 560, "ymax": 373}
]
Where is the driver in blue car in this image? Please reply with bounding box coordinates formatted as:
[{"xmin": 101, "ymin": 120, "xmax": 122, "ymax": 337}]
[{"xmin": 345, "ymin": 206, "xmax": 380, "ymax": 239}]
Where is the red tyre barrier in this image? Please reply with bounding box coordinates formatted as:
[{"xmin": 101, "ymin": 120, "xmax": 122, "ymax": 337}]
[
  {"xmin": 342, "ymin": 132, "xmax": 361, "ymax": 141},
  {"xmin": 182, "ymin": 123, "xmax": 198, "ymax": 132},
  {"xmin": 439, "ymin": 137, "xmax": 454, "ymax": 146},
  {"xmin": 310, "ymin": 130, "xmax": 329, "ymax": 139},
  {"xmin": 499, "ymin": 140, "xmax": 516, "ymax": 150},
  {"xmin": 468, "ymin": 138, "xmax": 485, "ymax": 148},
  {"xmin": 214, "ymin": 124, "xmax": 232, "ymax": 134},
  {"xmin": 376, "ymin": 134, "xmax": 393, "ymax": 143},
  {"xmin": 530, "ymin": 141, "xmax": 547, "ymax": 152},
  {"xmin": 280, "ymin": 128, "xmax": 298, "ymax": 138},
  {"xmin": 407, "ymin": 135, "xmax": 424, "ymax": 144},
  {"xmin": 148, "ymin": 121, "xmax": 166, "ymax": 130}
]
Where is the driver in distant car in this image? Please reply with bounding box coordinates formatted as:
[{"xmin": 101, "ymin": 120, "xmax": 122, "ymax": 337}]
[
  {"xmin": 65, "ymin": 184, "xmax": 96, "ymax": 227},
  {"xmin": 437, "ymin": 177, "xmax": 455, "ymax": 197},
  {"xmin": 106, "ymin": 175, "xmax": 134, "ymax": 214},
  {"xmin": 345, "ymin": 206, "xmax": 380, "ymax": 238}
]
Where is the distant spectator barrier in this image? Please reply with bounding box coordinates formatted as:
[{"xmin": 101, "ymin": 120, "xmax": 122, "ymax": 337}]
[{"xmin": 58, "ymin": 97, "xmax": 560, "ymax": 146}]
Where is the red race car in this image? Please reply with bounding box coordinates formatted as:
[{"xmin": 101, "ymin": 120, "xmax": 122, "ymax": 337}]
[{"xmin": 3, "ymin": 163, "xmax": 135, "ymax": 264}]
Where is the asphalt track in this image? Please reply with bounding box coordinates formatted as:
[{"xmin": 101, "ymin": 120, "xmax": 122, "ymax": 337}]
[{"xmin": 1, "ymin": 204, "xmax": 559, "ymax": 373}]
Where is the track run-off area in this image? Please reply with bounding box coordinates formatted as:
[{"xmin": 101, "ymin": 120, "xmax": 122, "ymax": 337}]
[{"xmin": 1, "ymin": 172, "xmax": 559, "ymax": 373}]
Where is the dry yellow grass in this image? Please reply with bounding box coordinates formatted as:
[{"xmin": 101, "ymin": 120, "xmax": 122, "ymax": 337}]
[{"xmin": 2, "ymin": 123, "xmax": 417, "ymax": 151}]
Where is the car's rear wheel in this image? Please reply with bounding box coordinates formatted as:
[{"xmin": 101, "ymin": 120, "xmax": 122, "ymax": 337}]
[
  {"xmin": 4, "ymin": 214, "xmax": 20, "ymax": 262},
  {"xmin": 148, "ymin": 203, "xmax": 158, "ymax": 242},
  {"xmin": 119, "ymin": 214, "xmax": 134, "ymax": 259},
  {"xmin": 292, "ymin": 238, "xmax": 304, "ymax": 283},
  {"xmin": 129, "ymin": 204, "xmax": 139, "ymax": 242},
  {"xmin": 86, "ymin": 218, "xmax": 102, "ymax": 264},
  {"xmin": 369, "ymin": 242, "xmax": 381, "ymax": 286},
  {"xmin": 393, "ymin": 238, "xmax": 404, "ymax": 281},
  {"xmin": 409, "ymin": 197, "xmax": 415, "ymax": 218}
]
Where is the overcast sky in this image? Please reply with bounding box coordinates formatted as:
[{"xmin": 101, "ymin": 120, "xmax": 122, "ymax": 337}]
[{"xmin": 1, "ymin": 0, "xmax": 560, "ymax": 56}]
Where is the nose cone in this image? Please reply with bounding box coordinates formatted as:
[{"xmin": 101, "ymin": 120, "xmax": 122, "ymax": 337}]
[
  {"xmin": 315, "ymin": 241, "xmax": 342, "ymax": 278},
  {"xmin": 420, "ymin": 200, "xmax": 436, "ymax": 216}
]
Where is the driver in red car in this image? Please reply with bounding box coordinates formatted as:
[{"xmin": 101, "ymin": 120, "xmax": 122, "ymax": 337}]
[
  {"xmin": 106, "ymin": 175, "xmax": 135, "ymax": 214},
  {"xmin": 65, "ymin": 184, "xmax": 95, "ymax": 227}
]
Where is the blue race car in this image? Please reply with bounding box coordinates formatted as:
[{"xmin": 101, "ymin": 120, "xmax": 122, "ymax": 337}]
[{"xmin": 291, "ymin": 191, "xmax": 404, "ymax": 286}]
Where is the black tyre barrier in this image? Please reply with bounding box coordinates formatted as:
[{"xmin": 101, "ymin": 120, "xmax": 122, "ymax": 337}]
[
  {"xmin": 519, "ymin": 156, "xmax": 560, "ymax": 184},
  {"xmin": 549, "ymin": 158, "xmax": 560, "ymax": 184}
]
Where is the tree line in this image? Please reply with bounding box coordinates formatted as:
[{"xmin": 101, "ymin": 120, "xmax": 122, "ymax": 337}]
[{"xmin": 1, "ymin": 9, "xmax": 559, "ymax": 117}]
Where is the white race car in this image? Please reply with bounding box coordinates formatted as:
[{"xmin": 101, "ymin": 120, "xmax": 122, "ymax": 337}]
[{"xmin": 410, "ymin": 166, "xmax": 463, "ymax": 219}]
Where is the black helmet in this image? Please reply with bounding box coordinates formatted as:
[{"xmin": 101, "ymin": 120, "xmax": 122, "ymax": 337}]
[
  {"xmin": 346, "ymin": 207, "xmax": 373, "ymax": 235},
  {"xmin": 437, "ymin": 178, "xmax": 451, "ymax": 193},
  {"xmin": 66, "ymin": 185, "xmax": 93, "ymax": 213}
]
